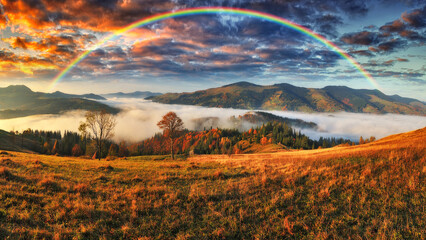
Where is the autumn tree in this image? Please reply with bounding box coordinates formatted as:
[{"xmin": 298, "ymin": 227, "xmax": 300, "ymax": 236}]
[
  {"xmin": 79, "ymin": 110, "xmax": 116, "ymax": 160},
  {"xmin": 78, "ymin": 122, "xmax": 88, "ymax": 154},
  {"xmin": 157, "ymin": 112, "xmax": 184, "ymax": 160},
  {"xmin": 72, "ymin": 144, "xmax": 83, "ymax": 156}
]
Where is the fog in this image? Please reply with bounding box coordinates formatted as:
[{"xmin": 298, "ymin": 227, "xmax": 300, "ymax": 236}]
[{"xmin": 0, "ymin": 98, "xmax": 425, "ymax": 143}]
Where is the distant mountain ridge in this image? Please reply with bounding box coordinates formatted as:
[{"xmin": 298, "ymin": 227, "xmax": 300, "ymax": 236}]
[
  {"xmin": 0, "ymin": 85, "xmax": 118, "ymax": 119},
  {"xmin": 101, "ymin": 91, "xmax": 162, "ymax": 99},
  {"xmin": 46, "ymin": 91, "xmax": 106, "ymax": 100},
  {"xmin": 148, "ymin": 81, "xmax": 426, "ymax": 115}
]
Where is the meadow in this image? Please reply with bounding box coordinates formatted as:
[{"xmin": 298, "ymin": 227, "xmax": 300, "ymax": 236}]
[{"xmin": 0, "ymin": 128, "xmax": 425, "ymax": 239}]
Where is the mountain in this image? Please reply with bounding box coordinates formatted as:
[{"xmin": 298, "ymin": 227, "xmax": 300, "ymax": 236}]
[
  {"xmin": 148, "ymin": 81, "xmax": 426, "ymax": 115},
  {"xmin": 190, "ymin": 111, "xmax": 317, "ymax": 131},
  {"xmin": 101, "ymin": 91, "xmax": 162, "ymax": 99},
  {"xmin": 46, "ymin": 91, "xmax": 106, "ymax": 100},
  {"xmin": 0, "ymin": 85, "xmax": 118, "ymax": 119},
  {"xmin": 230, "ymin": 111, "xmax": 317, "ymax": 129}
]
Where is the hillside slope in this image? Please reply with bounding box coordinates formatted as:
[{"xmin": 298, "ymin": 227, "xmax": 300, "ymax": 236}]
[
  {"xmin": 193, "ymin": 127, "xmax": 426, "ymax": 163},
  {"xmin": 149, "ymin": 82, "xmax": 426, "ymax": 115},
  {"xmin": 0, "ymin": 130, "xmax": 41, "ymax": 153},
  {"xmin": 0, "ymin": 85, "xmax": 118, "ymax": 119},
  {"xmin": 0, "ymin": 127, "xmax": 424, "ymax": 239}
]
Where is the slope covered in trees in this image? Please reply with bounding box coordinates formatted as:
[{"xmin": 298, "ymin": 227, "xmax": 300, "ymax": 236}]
[
  {"xmin": 1, "ymin": 120, "xmax": 353, "ymax": 158},
  {"xmin": 148, "ymin": 82, "xmax": 426, "ymax": 115},
  {"xmin": 0, "ymin": 85, "xmax": 118, "ymax": 119},
  {"xmin": 131, "ymin": 121, "xmax": 352, "ymax": 156}
]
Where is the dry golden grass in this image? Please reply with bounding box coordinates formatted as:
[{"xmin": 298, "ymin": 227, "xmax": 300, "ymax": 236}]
[
  {"xmin": 0, "ymin": 127, "xmax": 425, "ymax": 239},
  {"xmin": 191, "ymin": 127, "xmax": 426, "ymax": 165}
]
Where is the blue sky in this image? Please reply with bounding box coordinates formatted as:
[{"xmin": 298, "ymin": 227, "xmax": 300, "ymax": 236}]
[{"xmin": 0, "ymin": 0, "xmax": 425, "ymax": 100}]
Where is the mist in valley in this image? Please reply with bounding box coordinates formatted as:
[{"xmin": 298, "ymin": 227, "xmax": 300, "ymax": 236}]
[{"xmin": 0, "ymin": 98, "xmax": 425, "ymax": 143}]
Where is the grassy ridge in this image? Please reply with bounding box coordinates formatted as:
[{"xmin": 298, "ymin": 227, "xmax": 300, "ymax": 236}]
[{"xmin": 0, "ymin": 128, "xmax": 425, "ymax": 239}]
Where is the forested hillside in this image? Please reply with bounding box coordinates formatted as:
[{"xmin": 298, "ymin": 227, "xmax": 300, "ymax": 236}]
[{"xmin": 149, "ymin": 82, "xmax": 426, "ymax": 115}]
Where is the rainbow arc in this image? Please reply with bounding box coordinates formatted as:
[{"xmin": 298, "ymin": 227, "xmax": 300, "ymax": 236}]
[{"xmin": 48, "ymin": 7, "xmax": 379, "ymax": 91}]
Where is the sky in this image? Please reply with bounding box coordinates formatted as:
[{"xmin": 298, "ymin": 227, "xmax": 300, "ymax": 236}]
[{"xmin": 0, "ymin": 0, "xmax": 425, "ymax": 100}]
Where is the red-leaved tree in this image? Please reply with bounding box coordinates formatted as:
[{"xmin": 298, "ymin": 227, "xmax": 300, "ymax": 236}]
[{"xmin": 157, "ymin": 112, "xmax": 184, "ymax": 160}]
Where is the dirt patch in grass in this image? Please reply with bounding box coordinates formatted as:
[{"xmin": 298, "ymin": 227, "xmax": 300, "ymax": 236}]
[
  {"xmin": 0, "ymin": 158, "xmax": 20, "ymax": 168},
  {"xmin": 38, "ymin": 177, "xmax": 62, "ymax": 191},
  {"xmin": 0, "ymin": 167, "xmax": 13, "ymax": 180},
  {"xmin": 98, "ymin": 165, "xmax": 114, "ymax": 171}
]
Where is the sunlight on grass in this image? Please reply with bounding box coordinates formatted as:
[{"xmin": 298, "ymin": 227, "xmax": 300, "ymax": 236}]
[{"xmin": 0, "ymin": 128, "xmax": 425, "ymax": 239}]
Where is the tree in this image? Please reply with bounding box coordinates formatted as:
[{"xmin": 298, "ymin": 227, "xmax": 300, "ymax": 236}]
[
  {"xmin": 157, "ymin": 112, "xmax": 184, "ymax": 160},
  {"xmin": 78, "ymin": 122, "xmax": 88, "ymax": 154},
  {"xmin": 108, "ymin": 144, "xmax": 118, "ymax": 157},
  {"xmin": 72, "ymin": 144, "xmax": 83, "ymax": 156},
  {"xmin": 118, "ymin": 141, "xmax": 129, "ymax": 157},
  {"xmin": 80, "ymin": 110, "xmax": 116, "ymax": 160}
]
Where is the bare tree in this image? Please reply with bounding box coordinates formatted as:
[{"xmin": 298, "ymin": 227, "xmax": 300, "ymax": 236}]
[
  {"xmin": 157, "ymin": 112, "xmax": 184, "ymax": 160},
  {"xmin": 80, "ymin": 110, "xmax": 116, "ymax": 160}
]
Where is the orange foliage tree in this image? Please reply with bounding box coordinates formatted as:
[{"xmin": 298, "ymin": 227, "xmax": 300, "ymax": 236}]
[
  {"xmin": 260, "ymin": 136, "xmax": 268, "ymax": 145},
  {"xmin": 157, "ymin": 112, "xmax": 184, "ymax": 160},
  {"xmin": 72, "ymin": 144, "xmax": 83, "ymax": 156}
]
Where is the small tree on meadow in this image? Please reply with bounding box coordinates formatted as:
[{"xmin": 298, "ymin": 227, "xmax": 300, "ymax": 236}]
[
  {"xmin": 79, "ymin": 110, "xmax": 116, "ymax": 160},
  {"xmin": 157, "ymin": 112, "xmax": 184, "ymax": 160}
]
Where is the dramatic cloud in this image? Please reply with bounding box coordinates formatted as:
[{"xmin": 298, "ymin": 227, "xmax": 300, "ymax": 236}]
[
  {"xmin": 0, "ymin": 0, "xmax": 424, "ymax": 100},
  {"xmin": 340, "ymin": 5, "xmax": 426, "ymax": 57},
  {"xmin": 401, "ymin": 5, "xmax": 426, "ymax": 28}
]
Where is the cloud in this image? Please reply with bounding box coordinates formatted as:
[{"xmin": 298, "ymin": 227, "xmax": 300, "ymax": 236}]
[
  {"xmin": 350, "ymin": 50, "xmax": 374, "ymax": 57},
  {"xmin": 401, "ymin": 5, "xmax": 426, "ymax": 28},
  {"xmin": 341, "ymin": 31, "xmax": 381, "ymax": 45},
  {"xmin": 0, "ymin": 0, "xmax": 423, "ymax": 92},
  {"xmin": 377, "ymin": 39, "xmax": 407, "ymax": 52},
  {"xmin": 379, "ymin": 20, "xmax": 406, "ymax": 33},
  {"xmin": 340, "ymin": 5, "xmax": 426, "ymax": 57},
  {"xmin": 0, "ymin": 48, "xmax": 57, "ymax": 75}
]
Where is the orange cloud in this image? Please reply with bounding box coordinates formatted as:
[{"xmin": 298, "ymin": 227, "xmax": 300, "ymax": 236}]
[{"xmin": 0, "ymin": 49, "xmax": 57, "ymax": 75}]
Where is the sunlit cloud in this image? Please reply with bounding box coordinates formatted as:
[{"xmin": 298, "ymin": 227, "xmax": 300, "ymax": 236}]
[{"xmin": 0, "ymin": 0, "xmax": 423, "ymax": 100}]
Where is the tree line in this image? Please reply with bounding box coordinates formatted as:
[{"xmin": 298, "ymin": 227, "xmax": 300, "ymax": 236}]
[
  {"xmin": 9, "ymin": 110, "xmax": 371, "ymax": 159},
  {"xmin": 133, "ymin": 120, "xmax": 354, "ymax": 156}
]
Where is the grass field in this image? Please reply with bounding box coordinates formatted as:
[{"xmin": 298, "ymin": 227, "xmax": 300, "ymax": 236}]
[{"xmin": 0, "ymin": 128, "xmax": 425, "ymax": 239}]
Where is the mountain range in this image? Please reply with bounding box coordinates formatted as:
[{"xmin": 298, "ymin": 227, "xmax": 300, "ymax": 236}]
[
  {"xmin": 47, "ymin": 91, "xmax": 105, "ymax": 100},
  {"xmin": 148, "ymin": 82, "xmax": 426, "ymax": 115},
  {"xmin": 101, "ymin": 91, "xmax": 162, "ymax": 99},
  {"xmin": 0, "ymin": 85, "xmax": 118, "ymax": 119}
]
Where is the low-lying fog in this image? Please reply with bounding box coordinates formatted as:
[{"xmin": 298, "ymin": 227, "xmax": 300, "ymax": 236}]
[{"xmin": 1, "ymin": 98, "xmax": 425, "ymax": 143}]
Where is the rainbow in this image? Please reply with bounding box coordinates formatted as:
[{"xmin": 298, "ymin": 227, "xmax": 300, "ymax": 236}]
[{"xmin": 48, "ymin": 7, "xmax": 379, "ymax": 91}]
